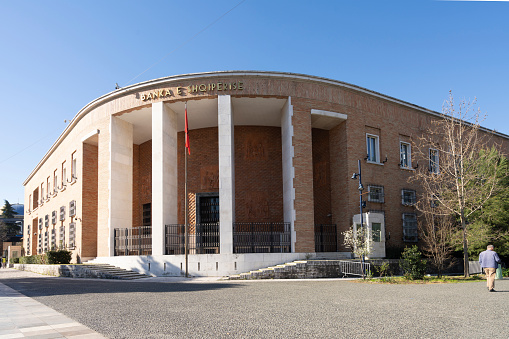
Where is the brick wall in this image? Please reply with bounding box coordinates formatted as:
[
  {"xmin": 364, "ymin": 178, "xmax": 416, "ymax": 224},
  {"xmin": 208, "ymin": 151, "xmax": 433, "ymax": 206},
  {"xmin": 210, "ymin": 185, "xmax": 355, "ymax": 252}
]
[
  {"xmin": 312, "ymin": 128, "xmax": 332, "ymax": 225},
  {"xmin": 234, "ymin": 126, "xmax": 283, "ymax": 223},
  {"xmin": 132, "ymin": 141, "xmax": 152, "ymax": 228},
  {"xmin": 82, "ymin": 143, "xmax": 98, "ymax": 258},
  {"xmin": 177, "ymin": 127, "xmax": 219, "ymax": 224}
]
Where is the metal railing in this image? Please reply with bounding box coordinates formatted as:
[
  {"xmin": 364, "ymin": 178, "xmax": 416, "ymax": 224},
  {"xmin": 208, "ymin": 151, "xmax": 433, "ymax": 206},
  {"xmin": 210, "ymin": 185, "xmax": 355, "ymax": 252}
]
[
  {"xmin": 114, "ymin": 226, "xmax": 152, "ymax": 256},
  {"xmin": 233, "ymin": 222, "xmax": 291, "ymax": 253},
  {"xmin": 314, "ymin": 224, "xmax": 337, "ymax": 252},
  {"xmin": 338, "ymin": 260, "xmax": 371, "ymax": 277},
  {"xmin": 165, "ymin": 223, "xmax": 220, "ymax": 255}
]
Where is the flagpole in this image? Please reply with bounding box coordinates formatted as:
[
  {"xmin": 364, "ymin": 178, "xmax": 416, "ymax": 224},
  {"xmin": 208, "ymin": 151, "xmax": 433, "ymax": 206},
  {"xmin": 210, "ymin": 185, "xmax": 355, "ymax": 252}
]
[{"xmin": 184, "ymin": 102, "xmax": 189, "ymax": 278}]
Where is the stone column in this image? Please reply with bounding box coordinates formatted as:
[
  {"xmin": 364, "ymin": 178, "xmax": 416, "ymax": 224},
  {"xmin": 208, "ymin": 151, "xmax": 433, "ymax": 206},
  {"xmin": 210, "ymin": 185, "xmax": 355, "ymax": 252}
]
[
  {"xmin": 152, "ymin": 102, "xmax": 178, "ymax": 256},
  {"xmin": 218, "ymin": 95, "xmax": 235, "ymax": 254},
  {"xmin": 281, "ymin": 97, "xmax": 296, "ymax": 252},
  {"xmin": 108, "ymin": 116, "xmax": 133, "ymax": 257}
]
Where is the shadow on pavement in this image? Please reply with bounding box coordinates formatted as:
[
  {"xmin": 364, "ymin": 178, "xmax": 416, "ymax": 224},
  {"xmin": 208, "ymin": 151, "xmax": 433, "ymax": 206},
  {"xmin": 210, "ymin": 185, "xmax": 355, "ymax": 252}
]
[{"xmin": 0, "ymin": 277, "xmax": 242, "ymax": 298}]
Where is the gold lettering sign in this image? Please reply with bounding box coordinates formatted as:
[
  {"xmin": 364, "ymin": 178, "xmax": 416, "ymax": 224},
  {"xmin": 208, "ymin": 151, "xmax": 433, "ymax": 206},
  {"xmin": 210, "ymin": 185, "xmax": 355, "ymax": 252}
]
[{"xmin": 139, "ymin": 81, "xmax": 244, "ymax": 101}]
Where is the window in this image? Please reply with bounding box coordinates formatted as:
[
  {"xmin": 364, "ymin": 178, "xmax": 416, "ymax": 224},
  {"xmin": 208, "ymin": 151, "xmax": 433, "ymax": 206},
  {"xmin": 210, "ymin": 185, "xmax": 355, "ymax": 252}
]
[
  {"xmin": 71, "ymin": 151, "xmax": 77, "ymax": 181},
  {"xmin": 402, "ymin": 213, "xmax": 418, "ymax": 242},
  {"xmin": 40, "ymin": 183, "xmax": 45, "ymax": 204},
  {"xmin": 142, "ymin": 203, "xmax": 151, "ymax": 226},
  {"xmin": 366, "ymin": 134, "xmax": 379, "ymax": 163},
  {"xmin": 38, "ymin": 233, "xmax": 42, "ymax": 254},
  {"xmin": 46, "ymin": 177, "xmax": 51, "ymax": 199},
  {"xmin": 60, "ymin": 206, "xmax": 66, "ymax": 221},
  {"xmin": 400, "ymin": 142, "xmax": 412, "ymax": 169},
  {"xmin": 59, "ymin": 226, "xmax": 66, "ymax": 249},
  {"xmin": 61, "ymin": 161, "xmax": 67, "ymax": 187},
  {"xmin": 429, "ymin": 149, "xmax": 439, "ymax": 174},
  {"xmin": 44, "ymin": 214, "xmax": 49, "ymax": 228},
  {"xmin": 53, "ymin": 169, "xmax": 58, "ymax": 192},
  {"xmin": 38, "ymin": 218, "xmax": 43, "ymax": 230},
  {"xmin": 372, "ymin": 222, "xmax": 382, "ymax": 242},
  {"xmin": 69, "ymin": 200, "xmax": 76, "ymax": 217},
  {"xmin": 52, "ymin": 210, "xmax": 57, "ymax": 225},
  {"xmin": 368, "ymin": 185, "xmax": 384, "ymax": 203},
  {"xmin": 29, "ymin": 194, "xmax": 32, "ymax": 212},
  {"xmin": 44, "ymin": 231, "xmax": 48, "ymax": 252},
  {"xmin": 51, "ymin": 229, "xmax": 56, "ymax": 250},
  {"xmin": 401, "ymin": 189, "xmax": 416, "ymax": 206},
  {"xmin": 69, "ymin": 223, "xmax": 76, "ymax": 249},
  {"xmin": 33, "ymin": 187, "xmax": 39, "ymax": 210}
]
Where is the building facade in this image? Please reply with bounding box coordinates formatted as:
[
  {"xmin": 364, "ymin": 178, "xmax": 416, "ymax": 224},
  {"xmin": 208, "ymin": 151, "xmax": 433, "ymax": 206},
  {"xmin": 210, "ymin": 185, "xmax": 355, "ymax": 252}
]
[{"xmin": 22, "ymin": 71, "xmax": 509, "ymax": 276}]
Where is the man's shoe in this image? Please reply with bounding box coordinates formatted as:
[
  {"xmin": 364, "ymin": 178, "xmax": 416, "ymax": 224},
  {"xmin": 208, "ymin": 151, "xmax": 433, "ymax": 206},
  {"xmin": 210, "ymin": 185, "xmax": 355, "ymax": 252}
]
[{"xmin": 489, "ymin": 289, "xmax": 496, "ymax": 292}]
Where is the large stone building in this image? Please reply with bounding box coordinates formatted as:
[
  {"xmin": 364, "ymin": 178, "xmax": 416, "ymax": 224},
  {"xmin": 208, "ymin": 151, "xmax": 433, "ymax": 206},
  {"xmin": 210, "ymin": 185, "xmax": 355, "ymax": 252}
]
[{"xmin": 22, "ymin": 71, "xmax": 509, "ymax": 276}]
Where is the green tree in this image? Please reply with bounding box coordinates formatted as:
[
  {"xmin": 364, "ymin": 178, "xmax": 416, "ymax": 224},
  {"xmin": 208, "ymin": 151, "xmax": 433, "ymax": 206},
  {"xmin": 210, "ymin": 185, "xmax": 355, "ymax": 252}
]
[
  {"xmin": 400, "ymin": 245, "xmax": 427, "ymax": 280},
  {"xmin": 461, "ymin": 153, "xmax": 509, "ymax": 258},
  {"xmin": 1, "ymin": 200, "xmax": 17, "ymax": 218},
  {"xmin": 0, "ymin": 221, "xmax": 8, "ymax": 242},
  {"xmin": 1, "ymin": 200, "xmax": 21, "ymax": 235}
]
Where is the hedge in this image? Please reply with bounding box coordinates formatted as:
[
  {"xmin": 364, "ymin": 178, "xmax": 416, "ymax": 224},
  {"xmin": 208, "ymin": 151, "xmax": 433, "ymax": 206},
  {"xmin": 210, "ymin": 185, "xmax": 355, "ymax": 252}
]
[{"xmin": 46, "ymin": 250, "xmax": 72, "ymax": 264}]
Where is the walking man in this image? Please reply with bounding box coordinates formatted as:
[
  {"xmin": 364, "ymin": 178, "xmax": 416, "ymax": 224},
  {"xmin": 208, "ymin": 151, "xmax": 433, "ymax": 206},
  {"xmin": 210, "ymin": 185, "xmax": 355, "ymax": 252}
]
[{"xmin": 479, "ymin": 245, "xmax": 501, "ymax": 292}]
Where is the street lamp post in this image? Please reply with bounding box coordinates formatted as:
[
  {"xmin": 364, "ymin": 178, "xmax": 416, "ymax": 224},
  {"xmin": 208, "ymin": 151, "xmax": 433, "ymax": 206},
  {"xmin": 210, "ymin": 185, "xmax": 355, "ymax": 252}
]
[{"xmin": 351, "ymin": 159, "xmax": 366, "ymax": 278}]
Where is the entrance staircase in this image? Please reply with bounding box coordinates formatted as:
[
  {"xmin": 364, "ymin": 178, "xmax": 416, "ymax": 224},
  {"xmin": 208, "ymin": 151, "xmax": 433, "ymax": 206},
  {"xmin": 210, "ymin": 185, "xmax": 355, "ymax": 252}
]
[
  {"xmin": 227, "ymin": 260, "xmax": 347, "ymax": 280},
  {"xmin": 78, "ymin": 263, "xmax": 150, "ymax": 280}
]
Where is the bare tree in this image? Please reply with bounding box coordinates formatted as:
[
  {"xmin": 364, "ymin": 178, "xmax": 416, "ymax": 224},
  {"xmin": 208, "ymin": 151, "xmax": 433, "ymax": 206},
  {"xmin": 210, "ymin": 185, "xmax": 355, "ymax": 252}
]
[
  {"xmin": 417, "ymin": 196, "xmax": 456, "ymax": 278},
  {"xmin": 412, "ymin": 92, "xmax": 504, "ymax": 277}
]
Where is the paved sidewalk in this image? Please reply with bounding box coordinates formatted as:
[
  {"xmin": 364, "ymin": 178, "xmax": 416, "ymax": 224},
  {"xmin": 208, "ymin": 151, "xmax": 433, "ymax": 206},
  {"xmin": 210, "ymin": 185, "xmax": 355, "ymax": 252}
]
[{"xmin": 0, "ymin": 269, "xmax": 105, "ymax": 339}]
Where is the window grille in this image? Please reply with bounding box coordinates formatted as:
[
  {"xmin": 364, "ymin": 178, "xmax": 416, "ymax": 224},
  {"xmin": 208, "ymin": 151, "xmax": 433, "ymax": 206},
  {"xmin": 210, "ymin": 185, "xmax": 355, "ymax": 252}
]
[
  {"xmin": 51, "ymin": 229, "xmax": 56, "ymax": 250},
  {"xmin": 52, "ymin": 210, "xmax": 57, "ymax": 224},
  {"xmin": 44, "ymin": 231, "xmax": 48, "ymax": 252},
  {"xmin": 59, "ymin": 226, "xmax": 66, "ymax": 248},
  {"xmin": 26, "ymin": 236, "xmax": 30, "ymax": 255},
  {"xmin": 27, "ymin": 224, "xmax": 30, "ymax": 234},
  {"xmin": 45, "ymin": 214, "xmax": 49, "ymax": 228},
  {"xmin": 368, "ymin": 185, "xmax": 384, "ymax": 203},
  {"xmin": 402, "ymin": 213, "xmax": 418, "ymax": 242},
  {"xmin": 60, "ymin": 206, "xmax": 66, "ymax": 221},
  {"xmin": 69, "ymin": 223, "xmax": 76, "ymax": 250},
  {"xmin": 39, "ymin": 218, "xmax": 43, "ymax": 230},
  {"xmin": 69, "ymin": 200, "xmax": 76, "ymax": 217},
  {"xmin": 38, "ymin": 233, "xmax": 42, "ymax": 253},
  {"xmin": 401, "ymin": 189, "xmax": 416, "ymax": 206}
]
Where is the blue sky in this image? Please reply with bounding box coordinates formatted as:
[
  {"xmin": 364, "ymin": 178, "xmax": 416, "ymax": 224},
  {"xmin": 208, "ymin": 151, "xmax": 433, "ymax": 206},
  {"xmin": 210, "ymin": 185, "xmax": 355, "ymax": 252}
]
[{"xmin": 1, "ymin": 0, "xmax": 508, "ymax": 204}]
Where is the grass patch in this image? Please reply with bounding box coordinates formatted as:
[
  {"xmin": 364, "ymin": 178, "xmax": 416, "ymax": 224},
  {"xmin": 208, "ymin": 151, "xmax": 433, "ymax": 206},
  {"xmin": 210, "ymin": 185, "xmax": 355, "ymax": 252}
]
[{"xmin": 358, "ymin": 274, "xmax": 485, "ymax": 284}]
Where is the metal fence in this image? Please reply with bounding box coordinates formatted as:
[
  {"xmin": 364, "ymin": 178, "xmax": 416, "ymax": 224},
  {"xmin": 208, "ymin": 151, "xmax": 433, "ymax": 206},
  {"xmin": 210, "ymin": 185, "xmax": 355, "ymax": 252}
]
[
  {"xmin": 233, "ymin": 222, "xmax": 291, "ymax": 253},
  {"xmin": 113, "ymin": 226, "xmax": 152, "ymax": 256},
  {"xmin": 338, "ymin": 260, "xmax": 371, "ymax": 277},
  {"xmin": 165, "ymin": 223, "xmax": 220, "ymax": 255},
  {"xmin": 314, "ymin": 224, "xmax": 337, "ymax": 252}
]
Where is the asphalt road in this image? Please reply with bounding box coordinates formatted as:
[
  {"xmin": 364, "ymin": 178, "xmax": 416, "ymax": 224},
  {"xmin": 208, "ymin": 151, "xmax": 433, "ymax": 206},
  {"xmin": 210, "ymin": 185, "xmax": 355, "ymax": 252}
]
[{"xmin": 1, "ymin": 270, "xmax": 508, "ymax": 339}]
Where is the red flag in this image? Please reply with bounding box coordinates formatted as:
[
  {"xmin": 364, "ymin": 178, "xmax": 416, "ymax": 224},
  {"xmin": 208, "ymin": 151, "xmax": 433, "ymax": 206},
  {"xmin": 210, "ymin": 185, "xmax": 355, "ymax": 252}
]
[{"xmin": 185, "ymin": 103, "xmax": 190, "ymax": 155}]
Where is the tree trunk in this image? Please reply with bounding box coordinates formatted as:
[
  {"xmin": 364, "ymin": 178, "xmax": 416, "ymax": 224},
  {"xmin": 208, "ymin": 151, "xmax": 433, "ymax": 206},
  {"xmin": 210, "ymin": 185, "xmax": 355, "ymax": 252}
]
[{"xmin": 461, "ymin": 210, "xmax": 470, "ymax": 277}]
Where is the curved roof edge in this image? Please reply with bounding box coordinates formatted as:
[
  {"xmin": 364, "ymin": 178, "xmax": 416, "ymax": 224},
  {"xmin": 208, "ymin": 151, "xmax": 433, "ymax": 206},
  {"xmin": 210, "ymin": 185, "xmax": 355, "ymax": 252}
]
[{"xmin": 23, "ymin": 70, "xmax": 508, "ymax": 185}]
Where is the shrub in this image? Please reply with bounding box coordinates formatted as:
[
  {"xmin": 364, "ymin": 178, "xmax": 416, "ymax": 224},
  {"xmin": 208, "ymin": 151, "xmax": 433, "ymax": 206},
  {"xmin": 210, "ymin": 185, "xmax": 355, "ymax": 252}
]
[
  {"xmin": 10, "ymin": 257, "xmax": 20, "ymax": 264},
  {"xmin": 400, "ymin": 245, "xmax": 427, "ymax": 280},
  {"xmin": 19, "ymin": 254, "xmax": 47, "ymax": 264},
  {"xmin": 47, "ymin": 250, "xmax": 72, "ymax": 264}
]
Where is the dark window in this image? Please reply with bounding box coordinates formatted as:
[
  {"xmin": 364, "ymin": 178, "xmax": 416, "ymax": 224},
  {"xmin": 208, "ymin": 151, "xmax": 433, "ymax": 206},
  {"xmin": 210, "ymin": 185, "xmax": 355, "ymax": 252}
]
[
  {"xmin": 199, "ymin": 196, "xmax": 219, "ymax": 223},
  {"xmin": 142, "ymin": 203, "xmax": 151, "ymax": 226}
]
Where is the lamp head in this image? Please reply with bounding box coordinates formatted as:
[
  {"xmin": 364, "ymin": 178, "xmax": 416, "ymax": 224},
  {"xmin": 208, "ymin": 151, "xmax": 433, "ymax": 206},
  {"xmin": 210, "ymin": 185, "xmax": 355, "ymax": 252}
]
[{"xmin": 351, "ymin": 173, "xmax": 358, "ymax": 180}]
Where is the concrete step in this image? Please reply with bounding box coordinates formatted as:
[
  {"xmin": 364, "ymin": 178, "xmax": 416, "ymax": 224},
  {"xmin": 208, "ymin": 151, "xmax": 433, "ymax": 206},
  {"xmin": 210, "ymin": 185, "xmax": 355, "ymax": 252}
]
[{"xmin": 80, "ymin": 264, "xmax": 150, "ymax": 280}]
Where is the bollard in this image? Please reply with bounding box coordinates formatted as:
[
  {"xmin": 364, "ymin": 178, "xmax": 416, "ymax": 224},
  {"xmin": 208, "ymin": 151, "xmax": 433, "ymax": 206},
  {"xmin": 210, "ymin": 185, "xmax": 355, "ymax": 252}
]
[{"xmin": 495, "ymin": 263, "xmax": 503, "ymax": 280}]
